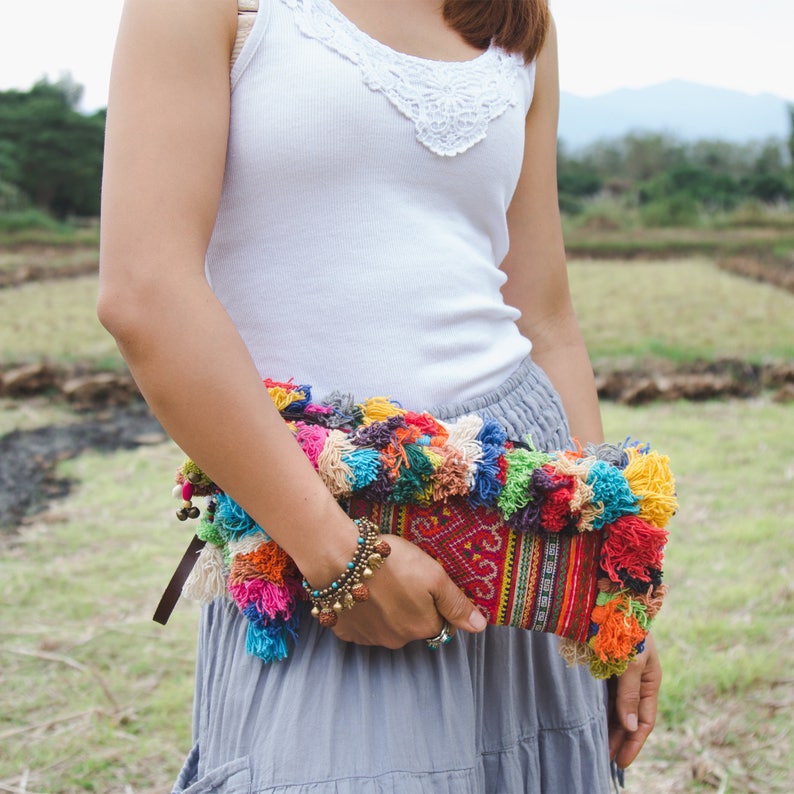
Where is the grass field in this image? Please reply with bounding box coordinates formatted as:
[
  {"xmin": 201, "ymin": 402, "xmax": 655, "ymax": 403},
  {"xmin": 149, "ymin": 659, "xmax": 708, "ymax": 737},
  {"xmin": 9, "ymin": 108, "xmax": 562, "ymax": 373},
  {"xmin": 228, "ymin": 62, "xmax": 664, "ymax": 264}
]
[
  {"xmin": 1, "ymin": 244, "xmax": 793, "ymax": 792},
  {"xmin": 3, "ymin": 256, "xmax": 794, "ymax": 372}
]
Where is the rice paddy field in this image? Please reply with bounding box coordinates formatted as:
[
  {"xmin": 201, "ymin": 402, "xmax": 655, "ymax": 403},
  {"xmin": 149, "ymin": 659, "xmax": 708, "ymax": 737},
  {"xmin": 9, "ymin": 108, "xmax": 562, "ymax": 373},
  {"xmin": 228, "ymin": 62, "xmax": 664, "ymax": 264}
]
[{"xmin": 0, "ymin": 242, "xmax": 792, "ymax": 793}]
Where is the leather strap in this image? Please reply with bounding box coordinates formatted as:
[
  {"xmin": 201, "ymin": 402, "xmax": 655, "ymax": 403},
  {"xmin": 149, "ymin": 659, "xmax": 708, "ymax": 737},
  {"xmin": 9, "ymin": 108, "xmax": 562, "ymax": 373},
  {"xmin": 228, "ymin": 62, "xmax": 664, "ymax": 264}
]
[{"xmin": 152, "ymin": 534, "xmax": 207, "ymax": 625}]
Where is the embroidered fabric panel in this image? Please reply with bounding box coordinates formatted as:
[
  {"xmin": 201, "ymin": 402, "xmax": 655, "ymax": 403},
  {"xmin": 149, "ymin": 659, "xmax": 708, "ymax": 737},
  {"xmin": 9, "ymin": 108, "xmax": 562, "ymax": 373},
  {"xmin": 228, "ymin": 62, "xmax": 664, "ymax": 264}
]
[
  {"xmin": 281, "ymin": 0, "xmax": 524, "ymax": 156},
  {"xmin": 349, "ymin": 497, "xmax": 600, "ymax": 644}
]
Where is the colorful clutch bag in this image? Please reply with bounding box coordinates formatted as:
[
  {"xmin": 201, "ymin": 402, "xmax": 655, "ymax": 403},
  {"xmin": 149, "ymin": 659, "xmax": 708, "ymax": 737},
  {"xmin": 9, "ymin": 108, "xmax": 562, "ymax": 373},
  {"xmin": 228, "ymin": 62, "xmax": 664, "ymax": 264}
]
[{"xmin": 169, "ymin": 379, "xmax": 677, "ymax": 679}]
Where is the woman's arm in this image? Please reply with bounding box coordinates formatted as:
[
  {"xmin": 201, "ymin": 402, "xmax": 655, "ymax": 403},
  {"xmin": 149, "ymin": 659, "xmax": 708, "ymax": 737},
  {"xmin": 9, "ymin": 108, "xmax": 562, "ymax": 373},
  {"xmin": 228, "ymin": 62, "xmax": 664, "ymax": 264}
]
[
  {"xmin": 500, "ymin": 18, "xmax": 660, "ymax": 769},
  {"xmin": 98, "ymin": 0, "xmax": 484, "ymax": 645},
  {"xmin": 500, "ymin": 18, "xmax": 602, "ymax": 446}
]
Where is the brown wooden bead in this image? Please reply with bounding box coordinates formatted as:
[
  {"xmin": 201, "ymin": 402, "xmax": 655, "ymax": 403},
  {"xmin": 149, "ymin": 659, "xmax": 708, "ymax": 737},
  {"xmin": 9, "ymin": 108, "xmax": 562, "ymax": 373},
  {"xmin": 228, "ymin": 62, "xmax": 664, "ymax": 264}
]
[
  {"xmin": 373, "ymin": 540, "xmax": 391, "ymax": 557},
  {"xmin": 318, "ymin": 610, "xmax": 338, "ymax": 627},
  {"xmin": 351, "ymin": 583, "xmax": 369, "ymax": 602}
]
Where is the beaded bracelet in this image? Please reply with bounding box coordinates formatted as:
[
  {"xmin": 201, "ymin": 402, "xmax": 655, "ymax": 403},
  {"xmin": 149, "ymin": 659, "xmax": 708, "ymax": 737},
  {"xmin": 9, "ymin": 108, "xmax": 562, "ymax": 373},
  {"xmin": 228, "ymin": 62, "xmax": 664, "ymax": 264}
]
[{"xmin": 302, "ymin": 518, "xmax": 391, "ymax": 627}]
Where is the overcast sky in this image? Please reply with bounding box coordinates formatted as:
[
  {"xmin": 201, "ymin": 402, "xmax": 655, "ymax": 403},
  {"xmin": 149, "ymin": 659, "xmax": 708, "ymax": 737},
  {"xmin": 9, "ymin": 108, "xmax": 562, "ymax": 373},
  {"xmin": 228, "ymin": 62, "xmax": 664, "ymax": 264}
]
[{"xmin": 0, "ymin": 0, "xmax": 792, "ymax": 112}]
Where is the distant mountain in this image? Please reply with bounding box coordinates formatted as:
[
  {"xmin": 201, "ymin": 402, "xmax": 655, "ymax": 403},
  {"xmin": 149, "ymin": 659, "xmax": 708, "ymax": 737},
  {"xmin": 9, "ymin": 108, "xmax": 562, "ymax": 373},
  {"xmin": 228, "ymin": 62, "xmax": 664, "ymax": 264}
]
[{"xmin": 558, "ymin": 80, "xmax": 791, "ymax": 150}]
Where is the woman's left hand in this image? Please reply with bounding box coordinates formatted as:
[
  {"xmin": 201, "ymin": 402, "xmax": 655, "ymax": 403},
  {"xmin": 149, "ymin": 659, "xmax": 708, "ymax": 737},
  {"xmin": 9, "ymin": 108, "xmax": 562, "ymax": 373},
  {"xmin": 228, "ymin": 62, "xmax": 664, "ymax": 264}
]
[{"xmin": 607, "ymin": 633, "xmax": 662, "ymax": 769}]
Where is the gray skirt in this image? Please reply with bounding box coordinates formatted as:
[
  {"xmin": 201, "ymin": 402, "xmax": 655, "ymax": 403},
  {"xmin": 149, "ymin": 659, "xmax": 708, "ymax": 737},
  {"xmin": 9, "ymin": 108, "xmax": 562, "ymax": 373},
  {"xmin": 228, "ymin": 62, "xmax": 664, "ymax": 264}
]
[{"xmin": 172, "ymin": 358, "xmax": 612, "ymax": 793}]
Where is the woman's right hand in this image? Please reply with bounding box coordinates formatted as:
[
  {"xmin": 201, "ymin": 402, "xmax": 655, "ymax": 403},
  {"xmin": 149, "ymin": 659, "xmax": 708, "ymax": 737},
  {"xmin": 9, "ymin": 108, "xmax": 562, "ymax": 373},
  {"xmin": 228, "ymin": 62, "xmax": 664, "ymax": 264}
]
[{"xmin": 311, "ymin": 534, "xmax": 488, "ymax": 649}]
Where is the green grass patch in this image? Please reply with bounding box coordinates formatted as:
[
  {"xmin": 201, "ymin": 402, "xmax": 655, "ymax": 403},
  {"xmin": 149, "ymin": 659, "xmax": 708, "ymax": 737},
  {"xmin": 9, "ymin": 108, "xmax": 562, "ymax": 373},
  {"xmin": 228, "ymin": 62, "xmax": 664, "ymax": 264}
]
[
  {"xmin": 0, "ymin": 275, "xmax": 122, "ymax": 366},
  {"xmin": 569, "ymin": 257, "xmax": 794, "ymax": 365},
  {"xmin": 1, "ymin": 399, "xmax": 792, "ymax": 791},
  {"xmin": 3, "ymin": 254, "xmax": 794, "ymax": 373},
  {"xmin": 600, "ymin": 399, "xmax": 794, "ymax": 792},
  {"xmin": 0, "ymin": 440, "xmax": 198, "ymax": 792}
]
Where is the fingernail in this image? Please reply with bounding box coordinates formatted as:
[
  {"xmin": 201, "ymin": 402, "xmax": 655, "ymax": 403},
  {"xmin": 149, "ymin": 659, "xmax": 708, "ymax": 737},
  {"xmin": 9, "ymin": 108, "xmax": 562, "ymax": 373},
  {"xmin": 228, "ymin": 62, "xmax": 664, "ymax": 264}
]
[
  {"xmin": 626, "ymin": 713, "xmax": 638, "ymax": 732},
  {"xmin": 469, "ymin": 610, "xmax": 487, "ymax": 631}
]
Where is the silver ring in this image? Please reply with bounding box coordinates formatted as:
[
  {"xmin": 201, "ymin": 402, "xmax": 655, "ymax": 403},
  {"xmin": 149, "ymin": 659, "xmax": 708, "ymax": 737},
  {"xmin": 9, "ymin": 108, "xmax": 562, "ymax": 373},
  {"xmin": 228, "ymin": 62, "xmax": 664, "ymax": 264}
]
[{"xmin": 425, "ymin": 621, "xmax": 454, "ymax": 650}]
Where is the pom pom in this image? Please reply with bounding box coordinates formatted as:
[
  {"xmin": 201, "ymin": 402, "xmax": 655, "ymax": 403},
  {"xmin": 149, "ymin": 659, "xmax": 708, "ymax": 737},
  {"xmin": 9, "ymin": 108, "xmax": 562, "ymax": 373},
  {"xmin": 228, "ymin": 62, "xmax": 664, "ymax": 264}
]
[
  {"xmin": 586, "ymin": 461, "xmax": 639, "ymax": 529},
  {"xmin": 264, "ymin": 379, "xmax": 311, "ymax": 412},
  {"xmin": 213, "ymin": 493, "xmax": 264, "ymax": 540},
  {"xmin": 589, "ymin": 592, "xmax": 646, "ymax": 668},
  {"xmin": 342, "ymin": 446, "xmax": 382, "ymax": 490},
  {"xmin": 356, "ymin": 396, "xmax": 406, "ymax": 425},
  {"xmin": 430, "ymin": 447, "xmax": 470, "ymax": 502},
  {"xmin": 442, "ymin": 414, "xmax": 484, "ymax": 467},
  {"xmin": 622, "ymin": 448, "xmax": 678, "ymax": 528},
  {"xmin": 404, "ymin": 411, "xmax": 447, "ymax": 440},
  {"xmin": 229, "ymin": 540, "xmax": 297, "ymax": 587},
  {"xmin": 226, "ymin": 531, "xmax": 271, "ymax": 558},
  {"xmin": 525, "ymin": 464, "xmax": 579, "ymax": 533},
  {"xmin": 497, "ymin": 447, "xmax": 551, "ymax": 520},
  {"xmin": 182, "ymin": 544, "xmax": 228, "ymax": 604},
  {"xmin": 316, "ymin": 430, "xmax": 356, "ymax": 497},
  {"xmin": 558, "ymin": 637, "xmax": 595, "ymax": 668},
  {"xmin": 196, "ymin": 515, "xmax": 225, "ymax": 547},
  {"xmin": 229, "ymin": 576, "xmax": 301, "ymax": 617},
  {"xmin": 243, "ymin": 608, "xmax": 299, "ymax": 663},
  {"xmin": 391, "ymin": 441, "xmax": 436, "ymax": 503},
  {"xmin": 351, "ymin": 417, "xmax": 401, "ymax": 448},
  {"xmin": 294, "ymin": 423, "xmax": 330, "ymax": 469},
  {"xmin": 476, "ymin": 418, "xmax": 508, "ymax": 448},
  {"xmin": 600, "ymin": 514, "xmax": 668, "ymax": 585}
]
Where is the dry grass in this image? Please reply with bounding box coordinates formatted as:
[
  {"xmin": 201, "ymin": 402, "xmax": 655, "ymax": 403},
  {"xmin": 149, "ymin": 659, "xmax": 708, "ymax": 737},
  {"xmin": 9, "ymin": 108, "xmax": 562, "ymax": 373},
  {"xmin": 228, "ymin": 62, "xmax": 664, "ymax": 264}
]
[
  {"xmin": 569, "ymin": 257, "xmax": 794, "ymax": 364},
  {"xmin": 0, "ymin": 398, "xmax": 792, "ymax": 792}
]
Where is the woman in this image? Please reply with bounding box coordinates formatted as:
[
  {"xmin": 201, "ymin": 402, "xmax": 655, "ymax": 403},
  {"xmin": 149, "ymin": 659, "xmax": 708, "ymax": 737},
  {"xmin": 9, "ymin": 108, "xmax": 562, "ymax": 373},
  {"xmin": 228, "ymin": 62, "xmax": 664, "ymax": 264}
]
[{"xmin": 98, "ymin": 0, "xmax": 661, "ymax": 790}]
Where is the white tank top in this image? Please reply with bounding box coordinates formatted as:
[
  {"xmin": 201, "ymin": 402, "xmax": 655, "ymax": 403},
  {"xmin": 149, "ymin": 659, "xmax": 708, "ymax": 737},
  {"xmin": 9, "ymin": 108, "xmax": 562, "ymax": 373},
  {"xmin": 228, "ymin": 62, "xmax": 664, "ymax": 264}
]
[{"xmin": 206, "ymin": 0, "xmax": 536, "ymax": 408}]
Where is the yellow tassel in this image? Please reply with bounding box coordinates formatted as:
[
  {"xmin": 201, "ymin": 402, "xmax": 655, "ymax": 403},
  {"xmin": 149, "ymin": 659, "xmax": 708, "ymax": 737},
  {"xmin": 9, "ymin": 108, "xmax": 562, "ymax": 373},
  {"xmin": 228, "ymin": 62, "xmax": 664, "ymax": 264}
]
[
  {"xmin": 356, "ymin": 396, "xmax": 407, "ymax": 425},
  {"xmin": 623, "ymin": 448, "xmax": 678, "ymax": 528},
  {"xmin": 267, "ymin": 386, "xmax": 306, "ymax": 412}
]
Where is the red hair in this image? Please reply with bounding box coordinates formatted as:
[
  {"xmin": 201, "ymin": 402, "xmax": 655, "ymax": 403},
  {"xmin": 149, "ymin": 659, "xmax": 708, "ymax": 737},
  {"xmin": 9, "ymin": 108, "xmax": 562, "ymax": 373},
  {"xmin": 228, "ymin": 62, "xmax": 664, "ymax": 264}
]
[{"xmin": 443, "ymin": 0, "xmax": 550, "ymax": 62}]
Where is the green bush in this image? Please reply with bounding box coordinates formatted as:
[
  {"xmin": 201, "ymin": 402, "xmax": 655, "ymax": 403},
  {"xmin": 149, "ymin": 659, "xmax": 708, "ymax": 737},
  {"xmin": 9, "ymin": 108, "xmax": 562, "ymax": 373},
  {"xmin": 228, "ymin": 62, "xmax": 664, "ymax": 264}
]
[
  {"xmin": 639, "ymin": 195, "xmax": 701, "ymax": 227},
  {"xmin": 0, "ymin": 208, "xmax": 72, "ymax": 233}
]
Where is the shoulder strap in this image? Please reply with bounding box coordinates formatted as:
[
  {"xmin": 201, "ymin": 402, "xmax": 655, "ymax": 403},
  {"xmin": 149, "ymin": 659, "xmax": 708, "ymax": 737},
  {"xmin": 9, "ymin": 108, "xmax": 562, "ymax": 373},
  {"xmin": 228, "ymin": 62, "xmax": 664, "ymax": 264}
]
[{"xmin": 231, "ymin": 0, "xmax": 259, "ymax": 69}]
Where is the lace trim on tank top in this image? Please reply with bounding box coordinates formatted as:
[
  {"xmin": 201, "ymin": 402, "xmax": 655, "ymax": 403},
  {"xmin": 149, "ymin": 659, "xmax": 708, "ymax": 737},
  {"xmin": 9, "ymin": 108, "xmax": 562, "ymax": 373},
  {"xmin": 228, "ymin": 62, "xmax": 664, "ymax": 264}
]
[{"xmin": 281, "ymin": 0, "xmax": 524, "ymax": 156}]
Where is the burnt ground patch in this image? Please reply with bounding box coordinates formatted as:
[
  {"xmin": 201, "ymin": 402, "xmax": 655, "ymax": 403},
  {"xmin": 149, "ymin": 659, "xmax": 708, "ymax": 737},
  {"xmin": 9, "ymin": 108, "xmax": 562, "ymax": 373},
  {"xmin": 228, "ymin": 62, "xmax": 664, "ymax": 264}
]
[{"xmin": 0, "ymin": 401, "xmax": 165, "ymax": 532}]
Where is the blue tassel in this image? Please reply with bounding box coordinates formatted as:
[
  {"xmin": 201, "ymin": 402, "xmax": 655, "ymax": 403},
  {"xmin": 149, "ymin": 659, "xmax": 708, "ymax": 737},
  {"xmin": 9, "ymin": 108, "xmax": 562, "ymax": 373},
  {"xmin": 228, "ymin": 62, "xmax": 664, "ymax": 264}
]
[
  {"xmin": 586, "ymin": 461, "xmax": 639, "ymax": 529},
  {"xmin": 343, "ymin": 447, "xmax": 381, "ymax": 490},
  {"xmin": 469, "ymin": 443, "xmax": 503, "ymax": 507},
  {"xmin": 243, "ymin": 605, "xmax": 301, "ymax": 664},
  {"xmin": 476, "ymin": 419, "xmax": 508, "ymax": 448},
  {"xmin": 213, "ymin": 493, "xmax": 267, "ymax": 540}
]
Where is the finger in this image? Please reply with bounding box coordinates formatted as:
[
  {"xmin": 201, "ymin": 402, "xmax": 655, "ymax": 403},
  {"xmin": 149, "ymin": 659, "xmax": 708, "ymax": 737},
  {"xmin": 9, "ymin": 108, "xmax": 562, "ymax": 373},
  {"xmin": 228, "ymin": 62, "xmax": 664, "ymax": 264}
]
[
  {"xmin": 606, "ymin": 677, "xmax": 625, "ymax": 762},
  {"xmin": 431, "ymin": 569, "xmax": 488, "ymax": 634},
  {"xmin": 615, "ymin": 659, "xmax": 642, "ymax": 735},
  {"xmin": 612, "ymin": 640, "xmax": 662, "ymax": 768}
]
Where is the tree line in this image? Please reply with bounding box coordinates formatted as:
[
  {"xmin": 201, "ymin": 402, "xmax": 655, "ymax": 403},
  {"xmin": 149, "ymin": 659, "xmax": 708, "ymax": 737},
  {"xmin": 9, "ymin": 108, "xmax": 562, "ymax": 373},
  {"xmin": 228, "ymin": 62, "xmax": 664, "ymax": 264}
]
[
  {"xmin": 1, "ymin": 77, "xmax": 792, "ymax": 225},
  {"xmin": 557, "ymin": 119, "xmax": 794, "ymax": 226},
  {"xmin": 0, "ymin": 77, "xmax": 105, "ymax": 219}
]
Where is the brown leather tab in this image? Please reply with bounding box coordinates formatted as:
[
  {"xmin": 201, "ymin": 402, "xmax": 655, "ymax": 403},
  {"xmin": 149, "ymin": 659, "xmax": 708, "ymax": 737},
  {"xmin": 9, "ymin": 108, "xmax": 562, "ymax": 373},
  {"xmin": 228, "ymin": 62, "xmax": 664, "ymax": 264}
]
[{"xmin": 153, "ymin": 534, "xmax": 207, "ymax": 625}]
